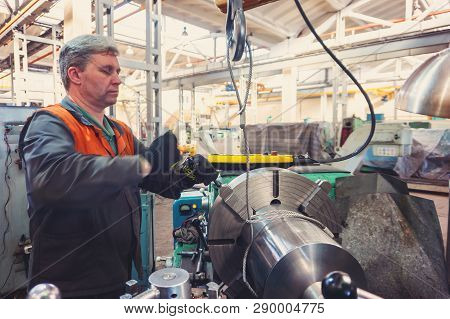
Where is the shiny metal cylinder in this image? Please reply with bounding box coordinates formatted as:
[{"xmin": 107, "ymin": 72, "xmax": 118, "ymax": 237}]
[
  {"xmin": 208, "ymin": 168, "xmax": 364, "ymax": 299},
  {"xmin": 133, "ymin": 286, "xmax": 161, "ymax": 299},
  {"xmin": 246, "ymin": 213, "xmax": 366, "ymax": 298},
  {"xmin": 148, "ymin": 268, "xmax": 191, "ymax": 299}
]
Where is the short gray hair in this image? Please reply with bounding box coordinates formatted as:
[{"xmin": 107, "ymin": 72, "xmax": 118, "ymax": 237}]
[{"xmin": 59, "ymin": 34, "xmax": 119, "ymax": 90}]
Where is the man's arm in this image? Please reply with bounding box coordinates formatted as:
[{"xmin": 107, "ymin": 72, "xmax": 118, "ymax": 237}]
[{"xmin": 23, "ymin": 112, "xmax": 144, "ymax": 208}]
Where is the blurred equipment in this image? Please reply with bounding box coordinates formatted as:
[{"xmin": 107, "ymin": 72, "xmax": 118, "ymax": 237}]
[
  {"xmin": 0, "ymin": 106, "xmax": 39, "ymax": 297},
  {"xmin": 196, "ymin": 127, "xmax": 241, "ymax": 156},
  {"xmin": 27, "ymin": 284, "xmax": 61, "ymax": 299},
  {"xmin": 333, "ymin": 123, "xmax": 412, "ymax": 173},
  {"xmin": 340, "ymin": 116, "xmax": 363, "ymax": 147},
  {"xmin": 396, "ymin": 48, "xmax": 450, "ymax": 118},
  {"xmin": 178, "ymin": 144, "xmax": 196, "ymax": 156},
  {"xmin": 244, "ymin": 122, "xmax": 335, "ymax": 161}
]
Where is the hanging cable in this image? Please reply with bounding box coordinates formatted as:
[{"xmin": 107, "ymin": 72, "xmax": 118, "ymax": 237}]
[
  {"xmin": 226, "ymin": 39, "xmax": 253, "ymax": 116},
  {"xmin": 2, "ymin": 127, "xmax": 12, "ymax": 256},
  {"xmin": 226, "ymin": 36, "xmax": 257, "ymax": 297},
  {"xmin": 293, "ymin": 0, "xmax": 376, "ymax": 164}
]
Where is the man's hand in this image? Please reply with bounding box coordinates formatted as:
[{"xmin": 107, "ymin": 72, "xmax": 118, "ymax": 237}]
[
  {"xmin": 141, "ymin": 154, "xmax": 218, "ymax": 200},
  {"xmin": 139, "ymin": 132, "xmax": 218, "ymax": 199},
  {"xmin": 171, "ymin": 155, "xmax": 219, "ymax": 190}
]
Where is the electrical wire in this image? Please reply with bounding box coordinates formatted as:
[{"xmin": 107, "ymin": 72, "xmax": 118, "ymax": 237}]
[
  {"xmin": 2, "ymin": 128, "xmax": 12, "ymax": 256},
  {"xmin": 293, "ymin": 0, "xmax": 376, "ymax": 164},
  {"xmin": 1, "ymin": 127, "xmax": 14, "ymax": 295}
]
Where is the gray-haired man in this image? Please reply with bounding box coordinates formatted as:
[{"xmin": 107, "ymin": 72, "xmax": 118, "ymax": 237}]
[{"xmin": 19, "ymin": 34, "xmax": 217, "ymax": 298}]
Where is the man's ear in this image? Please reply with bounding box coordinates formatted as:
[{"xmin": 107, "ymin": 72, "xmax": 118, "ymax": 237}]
[{"xmin": 67, "ymin": 66, "xmax": 82, "ymax": 86}]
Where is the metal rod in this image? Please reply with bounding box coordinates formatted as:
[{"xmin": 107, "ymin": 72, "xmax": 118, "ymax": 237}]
[
  {"xmin": 357, "ymin": 288, "xmax": 382, "ymax": 299},
  {"xmin": 195, "ymin": 249, "xmax": 204, "ymax": 274}
]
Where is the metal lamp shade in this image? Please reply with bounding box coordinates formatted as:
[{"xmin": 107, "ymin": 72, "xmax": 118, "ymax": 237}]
[{"xmin": 395, "ymin": 48, "xmax": 450, "ymax": 118}]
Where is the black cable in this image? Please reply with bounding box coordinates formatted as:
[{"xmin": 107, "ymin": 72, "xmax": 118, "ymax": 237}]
[
  {"xmin": 293, "ymin": 0, "xmax": 376, "ymax": 164},
  {"xmin": 2, "ymin": 128, "xmax": 12, "ymax": 256}
]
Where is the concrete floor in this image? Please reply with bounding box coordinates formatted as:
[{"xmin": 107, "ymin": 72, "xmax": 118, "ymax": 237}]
[
  {"xmin": 153, "ymin": 196, "xmax": 175, "ymax": 261},
  {"xmin": 153, "ymin": 190, "xmax": 449, "ymax": 264}
]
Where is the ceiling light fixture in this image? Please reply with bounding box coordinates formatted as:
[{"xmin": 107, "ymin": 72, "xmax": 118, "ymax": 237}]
[
  {"xmin": 182, "ymin": 26, "xmax": 188, "ymax": 37},
  {"xmin": 126, "ymin": 45, "xmax": 135, "ymax": 56}
]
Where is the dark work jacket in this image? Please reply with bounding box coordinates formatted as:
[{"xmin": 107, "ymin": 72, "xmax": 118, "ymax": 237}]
[{"xmin": 20, "ymin": 102, "xmax": 146, "ymax": 298}]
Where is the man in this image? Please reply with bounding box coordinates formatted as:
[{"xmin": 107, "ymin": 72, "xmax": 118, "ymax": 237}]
[{"xmin": 19, "ymin": 34, "xmax": 217, "ymax": 298}]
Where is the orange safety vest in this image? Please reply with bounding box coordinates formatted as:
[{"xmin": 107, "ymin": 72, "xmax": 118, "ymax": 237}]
[{"xmin": 41, "ymin": 104, "xmax": 135, "ymax": 157}]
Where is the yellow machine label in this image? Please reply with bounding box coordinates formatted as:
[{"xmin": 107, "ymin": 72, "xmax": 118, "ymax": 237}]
[{"xmin": 208, "ymin": 154, "xmax": 294, "ymax": 164}]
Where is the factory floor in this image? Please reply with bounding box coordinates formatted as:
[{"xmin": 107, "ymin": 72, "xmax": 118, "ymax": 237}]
[
  {"xmin": 153, "ymin": 195, "xmax": 175, "ymax": 267},
  {"xmin": 153, "ymin": 191, "xmax": 449, "ymax": 267}
]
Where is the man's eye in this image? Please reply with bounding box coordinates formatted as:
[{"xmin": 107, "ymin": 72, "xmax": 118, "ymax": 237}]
[{"xmin": 101, "ymin": 68, "xmax": 112, "ymax": 74}]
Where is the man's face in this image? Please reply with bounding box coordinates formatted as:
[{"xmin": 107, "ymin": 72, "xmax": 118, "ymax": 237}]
[{"xmin": 76, "ymin": 52, "xmax": 121, "ymax": 109}]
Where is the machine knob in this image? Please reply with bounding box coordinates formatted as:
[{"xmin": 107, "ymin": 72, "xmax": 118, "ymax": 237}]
[{"xmin": 321, "ymin": 271, "xmax": 357, "ymax": 299}]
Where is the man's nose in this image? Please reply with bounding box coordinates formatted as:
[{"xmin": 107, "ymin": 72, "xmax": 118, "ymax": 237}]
[{"xmin": 112, "ymin": 72, "xmax": 122, "ymax": 85}]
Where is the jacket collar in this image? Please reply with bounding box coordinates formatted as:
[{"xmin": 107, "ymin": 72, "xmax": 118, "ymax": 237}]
[
  {"xmin": 60, "ymin": 96, "xmax": 93, "ymax": 127},
  {"xmin": 60, "ymin": 96, "xmax": 124, "ymax": 134}
]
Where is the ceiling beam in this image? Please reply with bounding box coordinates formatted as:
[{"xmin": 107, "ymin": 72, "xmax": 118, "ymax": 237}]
[
  {"xmin": 165, "ymin": 51, "xmax": 180, "ymax": 73},
  {"xmin": 2, "ymin": 0, "xmax": 13, "ymax": 14},
  {"xmin": 345, "ymin": 12, "xmax": 394, "ymax": 27},
  {"xmin": 245, "ymin": 11, "xmax": 291, "ymax": 38},
  {"xmin": 302, "ymin": 13, "xmax": 337, "ymax": 40},
  {"xmin": 324, "ymin": 0, "xmax": 352, "ymax": 11},
  {"xmin": 162, "ymin": 31, "xmax": 449, "ymax": 89}
]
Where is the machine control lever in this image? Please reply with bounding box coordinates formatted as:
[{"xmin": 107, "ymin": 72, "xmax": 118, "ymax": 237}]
[{"xmin": 322, "ymin": 271, "xmax": 381, "ymax": 299}]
